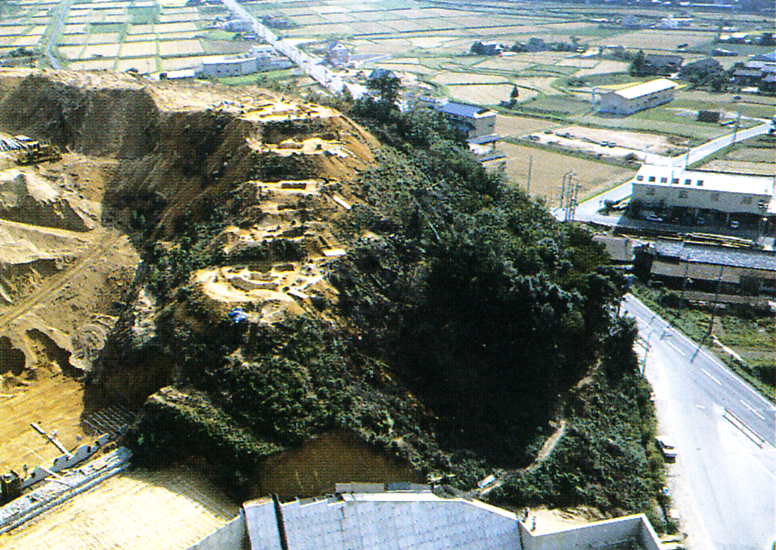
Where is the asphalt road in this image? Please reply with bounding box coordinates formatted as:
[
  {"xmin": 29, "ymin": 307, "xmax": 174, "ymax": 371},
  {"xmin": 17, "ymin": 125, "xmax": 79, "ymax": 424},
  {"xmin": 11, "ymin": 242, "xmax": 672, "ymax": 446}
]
[
  {"xmin": 622, "ymin": 294, "xmax": 775, "ymax": 550},
  {"xmin": 557, "ymin": 121, "xmax": 775, "ymax": 225}
]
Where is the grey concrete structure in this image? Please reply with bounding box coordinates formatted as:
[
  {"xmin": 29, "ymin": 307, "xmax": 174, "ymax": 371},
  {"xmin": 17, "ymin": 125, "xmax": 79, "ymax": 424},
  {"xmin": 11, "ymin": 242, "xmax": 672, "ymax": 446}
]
[{"xmin": 188, "ymin": 487, "xmax": 662, "ymax": 550}]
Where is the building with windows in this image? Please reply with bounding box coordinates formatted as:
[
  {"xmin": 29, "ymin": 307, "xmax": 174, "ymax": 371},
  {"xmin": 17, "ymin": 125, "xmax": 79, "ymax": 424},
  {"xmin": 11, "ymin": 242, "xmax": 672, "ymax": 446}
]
[
  {"xmin": 200, "ymin": 46, "xmax": 290, "ymax": 78},
  {"xmin": 436, "ymin": 101, "xmax": 497, "ymax": 139},
  {"xmin": 630, "ymin": 165, "xmax": 775, "ymax": 218},
  {"xmin": 597, "ymin": 79, "xmax": 678, "ymax": 115}
]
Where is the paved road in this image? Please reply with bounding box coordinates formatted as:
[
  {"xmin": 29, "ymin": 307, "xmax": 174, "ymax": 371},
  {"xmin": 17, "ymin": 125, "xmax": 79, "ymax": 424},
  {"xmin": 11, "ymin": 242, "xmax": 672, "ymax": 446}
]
[
  {"xmin": 622, "ymin": 294, "xmax": 775, "ymax": 550},
  {"xmin": 43, "ymin": 0, "xmax": 75, "ymax": 69},
  {"xmin": 555, "ymin": 121, "xmax": 774, "ymax": 225},
  {"xmin": 219, "ymin": 0, "xmax": 366, "ymax": 98}
]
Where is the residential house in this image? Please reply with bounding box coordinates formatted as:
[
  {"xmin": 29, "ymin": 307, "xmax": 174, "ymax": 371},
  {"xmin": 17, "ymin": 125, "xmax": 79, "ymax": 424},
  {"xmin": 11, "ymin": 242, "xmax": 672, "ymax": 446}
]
[
  {"xmin": 326, "ymin": 42, "xmax": 350, "ymax": 66},
  {"xmin": 643, "ymin": 54, "xmax": 683, "ymax": 76},
  {"xmin": 680, "ymin": 58, "xmax": 722, "ymax": 79}
]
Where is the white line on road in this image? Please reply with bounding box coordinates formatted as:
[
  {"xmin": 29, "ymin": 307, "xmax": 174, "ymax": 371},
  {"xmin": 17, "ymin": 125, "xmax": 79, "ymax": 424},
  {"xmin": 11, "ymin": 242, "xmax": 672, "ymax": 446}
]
[
  {"xmin": 701, "ymin": 368, "xmax": 722, "ymax": 386},
  {"xmin": 741, "ymin": 399, "xmax": 766, "ymax": 421},
  {"xmin": 624, "ymin": 295, "xmax": 776, "ymax": 411},
  {"xmin": 666, "ymin": 341, "xmax": 686, "ymax": 356}
]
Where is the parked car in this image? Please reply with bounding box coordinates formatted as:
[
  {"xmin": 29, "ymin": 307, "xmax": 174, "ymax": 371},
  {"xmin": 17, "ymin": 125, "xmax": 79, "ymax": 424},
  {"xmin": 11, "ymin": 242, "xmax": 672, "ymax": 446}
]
[
  {"xmin": 646, "ymin": 214, "xmax": 663, "ymax": 222},
  {"xmin": 656, "ymin": 436, "xmax": 677, "ymax": 462},
  {"xmin": 696, "ymin": 216, "xmax": 706, "ymax": 226},
  {"xmin": 730, "ymin": 219, "xmax": 740, "ymax": 229}
]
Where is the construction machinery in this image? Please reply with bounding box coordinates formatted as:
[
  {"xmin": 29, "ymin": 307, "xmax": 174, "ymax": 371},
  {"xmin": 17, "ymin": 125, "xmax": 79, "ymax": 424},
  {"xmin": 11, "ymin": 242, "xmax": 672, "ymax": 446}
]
[{"xmin": 15, "ymin": 138, "xmax": 61, "ymax": 165}]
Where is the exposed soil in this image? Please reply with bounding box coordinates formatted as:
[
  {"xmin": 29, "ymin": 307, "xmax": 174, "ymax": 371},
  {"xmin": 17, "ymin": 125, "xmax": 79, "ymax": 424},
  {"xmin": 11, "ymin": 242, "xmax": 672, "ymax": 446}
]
[
  {"xmin": 0, "ymin": 68, "xmax": 379, "ymax": 481},
  {"xmin": 0, "ymin": 466, "xmax": 239, "ymax": 550}
]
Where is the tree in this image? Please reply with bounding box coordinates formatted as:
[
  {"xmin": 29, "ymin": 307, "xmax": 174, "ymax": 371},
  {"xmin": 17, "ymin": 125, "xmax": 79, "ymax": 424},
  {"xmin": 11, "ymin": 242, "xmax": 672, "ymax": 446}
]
[
  {"xmin": 508, "ymin": 85, "xmax": 519, "ymax": 108},
  {"xmin": 629, "ymin": 49, "xmax": 646, "ymax": 77},
  {"xmin": 366, "ymin": 74, "xmax": 401, "ymax": 108},
  {"xmin": 470, "ymin": 41, "xmax": 485, "ymax": 55}
]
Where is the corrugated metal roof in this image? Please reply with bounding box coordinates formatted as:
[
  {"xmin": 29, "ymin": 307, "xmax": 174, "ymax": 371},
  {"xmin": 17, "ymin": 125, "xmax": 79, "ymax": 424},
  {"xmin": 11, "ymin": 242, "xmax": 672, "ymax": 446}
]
[
  {"xmin": 439, "ymin": 101, "xmax": 493, "ymax": 119},
  {"xmin": 655, "ymin": 240, "xmax": 776, "ymax": 272},
  {"xmin": 615, "ymin": 79, "xmax": 677, "ymax": 99}
]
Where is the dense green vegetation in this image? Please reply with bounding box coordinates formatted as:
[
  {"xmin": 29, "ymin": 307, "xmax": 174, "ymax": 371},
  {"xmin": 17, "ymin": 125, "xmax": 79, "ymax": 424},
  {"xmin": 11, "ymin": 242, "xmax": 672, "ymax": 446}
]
[{"xmin": 123, "ymin": 87, "xmax": 664, "ymax": 521}]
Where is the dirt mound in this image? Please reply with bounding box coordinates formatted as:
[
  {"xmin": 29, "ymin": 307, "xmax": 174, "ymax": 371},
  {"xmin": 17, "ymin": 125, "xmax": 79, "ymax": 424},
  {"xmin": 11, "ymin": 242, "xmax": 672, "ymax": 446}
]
[{"xmin": 0, "ymin": 168, "xmax": 100, "ymax": 232}]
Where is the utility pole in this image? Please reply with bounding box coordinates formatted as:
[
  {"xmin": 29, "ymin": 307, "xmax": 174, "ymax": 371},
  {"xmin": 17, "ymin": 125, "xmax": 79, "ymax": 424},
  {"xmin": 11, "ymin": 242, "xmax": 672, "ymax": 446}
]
[
  {"xmin": 692, "ymin": 265, "xmax": 724, "ymax": 363},
  {"xmin": 561, "ymin": 171, "xmax": 579, "ymax": 222}
]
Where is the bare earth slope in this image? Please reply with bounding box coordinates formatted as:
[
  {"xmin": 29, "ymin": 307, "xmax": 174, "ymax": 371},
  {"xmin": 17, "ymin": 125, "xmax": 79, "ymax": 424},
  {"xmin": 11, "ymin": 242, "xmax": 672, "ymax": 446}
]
[{"xmin": 0, "ymin": 68, "xmax": 378, "ymax": 473}]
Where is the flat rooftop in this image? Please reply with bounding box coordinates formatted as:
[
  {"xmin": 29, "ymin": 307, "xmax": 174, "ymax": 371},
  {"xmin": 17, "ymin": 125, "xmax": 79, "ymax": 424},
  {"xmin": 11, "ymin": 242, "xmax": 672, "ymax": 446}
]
[{"xmin": 634, "ymin": 165, "xmax": 775, "ymax": 196}]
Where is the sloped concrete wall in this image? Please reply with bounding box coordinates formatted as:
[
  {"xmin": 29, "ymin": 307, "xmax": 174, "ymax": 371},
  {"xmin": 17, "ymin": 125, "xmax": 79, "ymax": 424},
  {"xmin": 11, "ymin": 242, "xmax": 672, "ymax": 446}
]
[
  {"xmin": 186, "ymin": 510, "xmax": 247, "ymax": 550},
  {"xmin": 244, "ymin": 499, "xmax": 283, "ymax": 550}
]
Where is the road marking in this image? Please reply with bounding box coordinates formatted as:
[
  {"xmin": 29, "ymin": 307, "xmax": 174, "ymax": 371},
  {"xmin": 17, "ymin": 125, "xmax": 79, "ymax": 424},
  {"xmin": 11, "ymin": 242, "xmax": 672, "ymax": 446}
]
[
  {"xmin": 701, "ymin": 368, "xmax": 722, "ymax": 385},
  {"xmin": 625, "ymin": 295, "xmax": 776, "ymax": 411},
  {"xmin": 741, "ymin": 399, "xmax": 766, "ymax": 421},
  {"xmin": 666, "ymin": 341, "xmax": 686, "ymax": 356}
]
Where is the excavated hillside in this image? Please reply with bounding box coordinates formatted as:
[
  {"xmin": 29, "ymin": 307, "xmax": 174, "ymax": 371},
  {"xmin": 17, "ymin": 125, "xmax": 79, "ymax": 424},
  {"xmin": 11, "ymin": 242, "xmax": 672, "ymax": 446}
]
[
  {"xmin": 0, "ymin": 70, "xmax": 658, "ymax": 522},
  {"xmin": 0, "ymin": 69, "xmax": 380, "ymax": 475}
]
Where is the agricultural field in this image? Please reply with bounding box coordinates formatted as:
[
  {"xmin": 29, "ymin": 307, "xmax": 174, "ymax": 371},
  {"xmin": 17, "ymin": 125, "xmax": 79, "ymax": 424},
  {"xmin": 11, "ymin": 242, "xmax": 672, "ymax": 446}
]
[
  {"xmin": 488, "ymin": 141, "xmax": 637, "ymax": 207},
  {"xmin": 699, "ymin": 134, "xmax": 776, "ymax": 177}
]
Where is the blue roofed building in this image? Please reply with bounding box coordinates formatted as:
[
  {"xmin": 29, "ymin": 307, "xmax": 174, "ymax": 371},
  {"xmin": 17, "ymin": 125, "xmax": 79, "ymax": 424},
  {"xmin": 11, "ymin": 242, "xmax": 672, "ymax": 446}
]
[{"xmin": 436, "ymin": 101, "xmax": 497, "ymax": 140}]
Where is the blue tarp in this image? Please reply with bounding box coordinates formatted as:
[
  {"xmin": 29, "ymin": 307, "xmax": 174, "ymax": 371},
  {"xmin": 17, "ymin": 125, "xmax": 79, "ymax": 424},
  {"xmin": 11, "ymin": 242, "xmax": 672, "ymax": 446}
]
[{"xmin": 228, "ymin": 307, "xmax": 248, "ymax": 323}]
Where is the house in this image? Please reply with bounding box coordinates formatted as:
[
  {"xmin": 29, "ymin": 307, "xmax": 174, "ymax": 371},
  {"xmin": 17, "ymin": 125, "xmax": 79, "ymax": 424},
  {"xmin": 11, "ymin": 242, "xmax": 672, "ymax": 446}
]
[
  {"xmin": 761, "ymin": 71, "xmax": 776, "ymax": 93},
  {"xmin": 680, "ymin": 58, "xmax": 722, "ymax": 79},
  {"xmin": 436, "ymin": 101, "xmax": 497, "ymax": 139},
  {"xmin": 597, "ymin": 79, "xmax": 677, "ymax": 115},
  {"xmin": 326, "ymin": 42, "xmax": 350, "ymax": 66},
  {"xmin": 368, "ymin": 68, "xmax": 397, "ymax": 81},
  {"xmin": 643, "ymin": 54, "xmax": 683, "ymax": 76},
  {"xmin": 630, "ymin": 165, "xmax": 775, "ymax": 219},
  {"xmin": 224, "ymin": 19, "xmax": 253, "ymax": 33},
  {"xmin": 745, "ymin": 51, "xmax": 776, "ymax": 70},
  {"xmin": 732, "ymin": 67, "xmax": 765, "ymax": 86},
  {"xmin": 592, "ymin": 235, "xmax": 634, "ymax": 263},
  {"xmin": 186, "ymin": 486, "xmax": 664, "ymax": 550},
  {"xmin": 642, "ymin": 240, "xmax": 776, "ymax": 297}
]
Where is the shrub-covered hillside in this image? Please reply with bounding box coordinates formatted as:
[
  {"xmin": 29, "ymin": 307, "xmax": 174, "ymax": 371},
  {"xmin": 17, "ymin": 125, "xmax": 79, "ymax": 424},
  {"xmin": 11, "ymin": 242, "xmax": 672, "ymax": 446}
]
[{"xmin": 102, "ymin": 84, "xmax": 661, "ymax": 523}]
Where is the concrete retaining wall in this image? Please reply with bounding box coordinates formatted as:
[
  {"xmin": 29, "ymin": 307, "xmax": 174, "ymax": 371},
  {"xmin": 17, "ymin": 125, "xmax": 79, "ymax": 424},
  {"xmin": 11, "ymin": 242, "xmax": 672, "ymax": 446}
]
[
  {"xmin": 21, "ymin": 432, "xmax": 118, "ymax": 489},
  {"xmin": 520, "ymin": 514, "xmax": 660, "ymax": 550},
  {"xmin": 186, "ymin": 510, "xmax": 247, "ymax": 550}
]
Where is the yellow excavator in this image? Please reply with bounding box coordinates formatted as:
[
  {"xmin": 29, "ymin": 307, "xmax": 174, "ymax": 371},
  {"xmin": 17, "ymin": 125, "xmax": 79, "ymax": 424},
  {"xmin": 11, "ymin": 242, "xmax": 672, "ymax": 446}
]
[{"xmin": 15, "ymin": 138, "xmax": 61, "ymax": 165}]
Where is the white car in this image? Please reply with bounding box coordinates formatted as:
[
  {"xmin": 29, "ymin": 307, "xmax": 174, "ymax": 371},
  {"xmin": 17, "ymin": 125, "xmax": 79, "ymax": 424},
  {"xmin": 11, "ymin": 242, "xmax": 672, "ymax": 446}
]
[{"xmin": 656, "ymin": 436, "xmax": 678, "ymax": 462}]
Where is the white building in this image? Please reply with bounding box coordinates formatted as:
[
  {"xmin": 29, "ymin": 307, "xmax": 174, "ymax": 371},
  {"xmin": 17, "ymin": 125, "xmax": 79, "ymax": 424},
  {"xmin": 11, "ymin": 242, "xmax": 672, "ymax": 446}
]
[
  {"xmin": 200, "ymin": 46, "xmax": 289, "ymax": 78},
  {"xmin": 186, "ymin": 486, "xmax": 663, "ymax": 550},
  {"xmin": 631, "ymin": 165, "xmax": 775, "ymax": 216},
  {"xmin": 597, "ymin": 79, "xmax": 678, "ymax": 115},
  {"xmin": 326, "ymin": 42, "xmax": 350, "ymax": 66}
]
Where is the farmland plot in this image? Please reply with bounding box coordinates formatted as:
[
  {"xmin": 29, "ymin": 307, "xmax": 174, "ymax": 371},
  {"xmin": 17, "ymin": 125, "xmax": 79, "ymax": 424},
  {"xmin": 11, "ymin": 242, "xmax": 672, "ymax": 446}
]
[
  {"xmin": 433, "ymin": 72, "xmax": 509, "ymax": 85},
  {"xmin": 591, "ymin": 29, "xmax": 710, "ymax": 51},
  {"xmin": 158, "ymin": 39, "xmax": 204, "ymax": 56},
  {"xmin": 448, "ymin": 83, "xmax": 515, "ymax": 105},
  {"xmin": 490, "ymin": 142, "xmax": 636, "ymax": 206},
  {"xmin": 120, "ymin": 40, "xmax": 157, "ymax": 57},
  {"xmin": 115, "ymin": 56, "xmax": 158, "ymax": 73},
  {"xmin": 69, "ymin": 58, "xmax": 117, "ymax": 70},
  {"xmin": 81, "ymin": 42, "xmax": 121, "ymax": 58}
]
